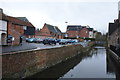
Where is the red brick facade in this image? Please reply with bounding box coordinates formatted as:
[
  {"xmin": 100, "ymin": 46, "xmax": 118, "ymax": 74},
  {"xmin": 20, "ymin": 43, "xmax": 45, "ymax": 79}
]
[
  {"xmin": 2, "ymin": 13, "xmax": 35, "ymax": 45},
  {"xmin": 7, "ymin": 22, "xmax": 24, "ymax": 45},
  {"xmin": 66, "ymin": 27, "xmax": 89, "ymax": 38},
  {"xmin": 35, "ymin": 23, "xmax": 63, "ymax": 39},
  {"xmin": 39, "ymin": 24, "xmax": 51, "ymax": 37},
  {"xmin": 79, "ymin": 28, "xmax": 89, "ymax": 38},
  {"xmin": 66, "ymin": 31, "xmax": 78, "ymax": 38}
]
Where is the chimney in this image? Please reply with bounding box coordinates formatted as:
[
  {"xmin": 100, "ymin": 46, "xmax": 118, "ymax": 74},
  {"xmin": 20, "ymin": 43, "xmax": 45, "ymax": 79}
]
[
  {"xmin": 0, "ymin": 8, "xmax": 3, "ymax": 20},
  {"xmin": 0, "ymin": 8, "xmax": 3, "ymax": 13}
]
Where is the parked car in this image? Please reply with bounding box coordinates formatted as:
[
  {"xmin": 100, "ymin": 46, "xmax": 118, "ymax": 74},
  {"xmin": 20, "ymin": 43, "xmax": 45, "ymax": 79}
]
[
  {"xmin": 26, "ymin": 38, "xmax": 37, "ymax": 43},
  {"xmin": 56, "ymin": 39, "xmax": 61, "ymax": 43},
  {"xmin": 20, "ymin": 36, "xmax": 26, "ymax": 43},
  {"xmin": 67, "ymin": 40, "xmax": 74, "ymax": 44},
  {"xmin": 43, "ymin": 38, "xmax": 57, "ymax": 45},
  {"xmin": 59, "ymin": 39, "xmax": 68, "ymax": 45},
  {"xmin": 33, "ymin": 38, "xmax": 43, "ymax": 43},
  {"xmin": 72, "ymin": 39, "xmax": 79, "ymax": 43},
  {"xmin": 7, "ymin": 35, "xmax": 13, "ymax": 43},
  {"xmin": 67, "ymin": 39, "xmax": 79, "ymax": 44}
]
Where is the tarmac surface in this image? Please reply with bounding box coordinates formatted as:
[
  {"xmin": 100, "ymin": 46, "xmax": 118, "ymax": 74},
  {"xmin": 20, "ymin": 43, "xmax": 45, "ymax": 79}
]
[
  {"xmin": 1, "ymin": 42, "xmax": 64, "ymax": 53},
  {"xmin": 1, "ymin": 42, "xmax": 88, "ymax": 54}
]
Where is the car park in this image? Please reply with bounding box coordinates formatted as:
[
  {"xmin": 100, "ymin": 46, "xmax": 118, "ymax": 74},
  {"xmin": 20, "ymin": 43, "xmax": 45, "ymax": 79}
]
[
  {"xmin": 59, "ymin": 39, "xmax": 68, "ymax": 45},
  {"xmin": 43, "ymin": 38, "xmax": 57, "ymax": 45},
  {"xmin": 33, "ymin": 38, "xmax": 43, "ymax": 43},
  {"xmin": 56, "ymin": 39, "xmax": 61, "ymax": 43}
]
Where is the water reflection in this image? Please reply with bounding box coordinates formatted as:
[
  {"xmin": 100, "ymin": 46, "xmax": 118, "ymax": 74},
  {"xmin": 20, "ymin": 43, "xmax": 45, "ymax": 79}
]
[
  {"xmin": 27, "ymin": 47, "xmax": 119, "ymax": 80},
  {"xmin": 107, "ymin": 52, "xmax": 120, "ymax": 80},
  {"xmin": 61, "ymin": 47, "xmax": 115, "ymax": 78}
]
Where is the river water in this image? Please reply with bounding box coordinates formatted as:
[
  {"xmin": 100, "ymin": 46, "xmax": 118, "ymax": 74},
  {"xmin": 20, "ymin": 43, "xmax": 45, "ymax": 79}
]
[{"xmin": 28, "ymin": 46, "xmax": 120, "ymax": 79}]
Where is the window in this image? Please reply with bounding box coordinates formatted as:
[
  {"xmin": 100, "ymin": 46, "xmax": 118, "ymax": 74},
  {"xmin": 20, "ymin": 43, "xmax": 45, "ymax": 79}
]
[{"xmin": 23, "ymin": 26, "xmax": 27, "ymax": 30}]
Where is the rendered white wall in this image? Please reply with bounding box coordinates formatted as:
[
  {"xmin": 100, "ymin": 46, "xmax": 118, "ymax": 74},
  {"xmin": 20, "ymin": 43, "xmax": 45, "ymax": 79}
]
[
  {"xmin": 89, "ymin": 31, "xmax": 94, "ymax": 38},
  {"xmin": 0, "ymin": 20, "xmax": 7, "ymax": 45},
  {"xmin": 0, "ymin": 20, "xmax": 7, "ymax": 31}
]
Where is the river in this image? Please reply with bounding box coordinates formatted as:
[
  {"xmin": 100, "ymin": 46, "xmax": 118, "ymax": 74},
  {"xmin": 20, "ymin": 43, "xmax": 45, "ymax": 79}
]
[{"xmin": 28, "ymin": 46, "xmax": 120, "ymax": 80}]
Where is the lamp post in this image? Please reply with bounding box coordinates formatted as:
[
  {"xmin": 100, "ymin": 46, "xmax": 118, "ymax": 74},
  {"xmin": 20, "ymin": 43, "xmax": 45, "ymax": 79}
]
[
  {"xmin": 65, "ymin": 22, "xmax": 68, "ymax": 26},
  {"xmin": 65, "ymin": 22, "xmax": 68, "ymax": 39}
]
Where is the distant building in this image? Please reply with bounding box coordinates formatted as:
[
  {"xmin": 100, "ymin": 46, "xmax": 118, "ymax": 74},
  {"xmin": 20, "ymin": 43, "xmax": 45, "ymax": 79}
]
[
  {"xmin": 87, "ymin": 28, "xmax": 94, "ymax": 38},
  {"xmin": 66, "ymin": 25, "xmax": 95, "ymax": 39},
  {"xmin": 93, "ymin": 30, "xmax": 97, "ymax": 38},
  {"xmin": 66, "ymin": 25, "xmax": 82, "ymax": 38},
  {"xmin": 79, "ymin": 27, "xmax": 89, "ymax": 38},
  {"xmin": 36, "ymin": 23, "xmax": 62, "ymax": 39}
]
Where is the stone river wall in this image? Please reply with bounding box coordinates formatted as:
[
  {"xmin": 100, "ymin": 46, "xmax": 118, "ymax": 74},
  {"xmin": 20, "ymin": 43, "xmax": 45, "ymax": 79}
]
[{"xmin": 2, "ymin": 44, "xmax": 91, "ymax": 78}]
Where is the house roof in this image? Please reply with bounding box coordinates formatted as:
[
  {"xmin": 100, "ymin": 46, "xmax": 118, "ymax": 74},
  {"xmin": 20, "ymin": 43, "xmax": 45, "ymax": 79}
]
[
  {"xmin": 45, "ymin": 23, "xmax": 62, "ymax": 35},
  {"xmin": 1, "ymin": 13, "xmax": 34, "ymax": 27},
  {"xmin": 67, "ymin": 25, "xmax": 83, "ymax": 31},
  {"xmin": 109, "ymin": 23, "xmax": 120, "ymax": 35},
  {"xmin": 87, "ymin": 28, "xmax": 93, "ymax": 31},
  {"xmin": 55, "ymin": 26, "xmax": 62, "ymax": 35},
  {"xmin": 16, "ymin": 17, "xmax": 29, "ymax": 22},
  {"xmin": 7, "ymin": 16, "xmax": 34, "ymax": 27}
]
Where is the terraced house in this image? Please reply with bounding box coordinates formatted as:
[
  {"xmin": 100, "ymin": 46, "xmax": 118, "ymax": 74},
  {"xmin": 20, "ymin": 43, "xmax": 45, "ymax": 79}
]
[
  {"xmin": 0, "ymin": 8, "xmax": 35, "ymax": 45},
  {"xmin": 36, "ymin": 23, "xmax": 62, "ymax": 39}
]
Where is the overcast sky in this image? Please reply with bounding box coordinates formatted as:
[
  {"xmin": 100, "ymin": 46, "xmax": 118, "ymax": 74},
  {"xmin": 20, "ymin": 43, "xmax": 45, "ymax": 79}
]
[{"xmin": 0, "ymin": 0, "xmax": 120, "ymax": 33}]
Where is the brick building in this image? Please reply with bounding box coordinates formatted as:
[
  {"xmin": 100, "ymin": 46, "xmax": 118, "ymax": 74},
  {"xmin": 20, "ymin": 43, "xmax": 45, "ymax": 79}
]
[
  {"xmin": 108, "ymin": 2, "xmax": 120, "ymax": 57},
  {"xmin": 87, "ymin": 28, "xmax": 94, "ymax": 38},
  {"xmin": 66, "ymin": 25, "xmax": 90, "ymax": 39},
  {"xmin": 66, "ymin": 25, "xmax": 96, "ymax": 40},
  {"xmin": 0, "ymin": 9, "xmax": 35, "ymax": 45},
  {"xmin": 79, "ymin": 27, "xmax": 89, "ymax": 38},
  {"xmin": 35, "ymin": 23, "xmax": 62, "ymax": 39},
  {"xmin": 108, "ymin": 23, "xmax": 120, "ymax": 56}
]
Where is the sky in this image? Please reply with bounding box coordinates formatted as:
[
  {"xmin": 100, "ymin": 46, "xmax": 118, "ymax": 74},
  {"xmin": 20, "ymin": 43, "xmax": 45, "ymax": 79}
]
[{"xmin": 0, "ymin": 0, "xmax": 120, "ymax": 33}]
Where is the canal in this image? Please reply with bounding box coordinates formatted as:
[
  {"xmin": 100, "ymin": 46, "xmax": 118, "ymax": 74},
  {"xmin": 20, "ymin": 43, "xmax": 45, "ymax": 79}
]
[{"xmin": 27, "ymin": 46, "xmax": 120, "ymax": 79}]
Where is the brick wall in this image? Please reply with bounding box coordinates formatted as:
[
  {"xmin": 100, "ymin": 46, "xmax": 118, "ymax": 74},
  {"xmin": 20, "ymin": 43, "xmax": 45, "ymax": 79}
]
[
  {"xmin": 109, "ymin": 27, "xmax": 120, "ymax": 47},
  {"xmin": 66, "ymin": 31, "xmax": 78, "ymax": 38},
  {"xmin": 79, "ymin": 28, "xmax": 89, "ymax": 38},
  {"xmin": 2, "ymin": 44, "xmax": 84, "ymax": 78},
  {"xmin": 39, "ymin": 25, "xmax": 51, "ymax": 37},
  {"xmin": 8, "ymin": 22, "xmax": 24, "ymax": 45},
  {"xmin": 66, "ymin": 28, "xmax": 89, "ymax": 38}
]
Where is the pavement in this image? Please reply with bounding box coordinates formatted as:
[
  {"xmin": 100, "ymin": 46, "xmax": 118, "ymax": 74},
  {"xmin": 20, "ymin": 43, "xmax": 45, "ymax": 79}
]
[
  {"xmin": 1, "ymin": 42, "xmax": 89, "ymax": 54},
  {"xmin": 1, "ymin": 43, "xmax": 37, "ymax": 53},
  {"xmin": 1, "ymin": 42, "xmax": 65, "ymax": 53}
]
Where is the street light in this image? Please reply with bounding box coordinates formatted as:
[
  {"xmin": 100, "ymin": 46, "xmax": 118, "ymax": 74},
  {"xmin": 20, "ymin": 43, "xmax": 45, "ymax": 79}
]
[
  {"xmin": 65, "ymin": 22, "xmax": 68, "ymax": 26},
  {"xmin": 65, "ymin": 22, "xmax": 68, "ymax": 39}
]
